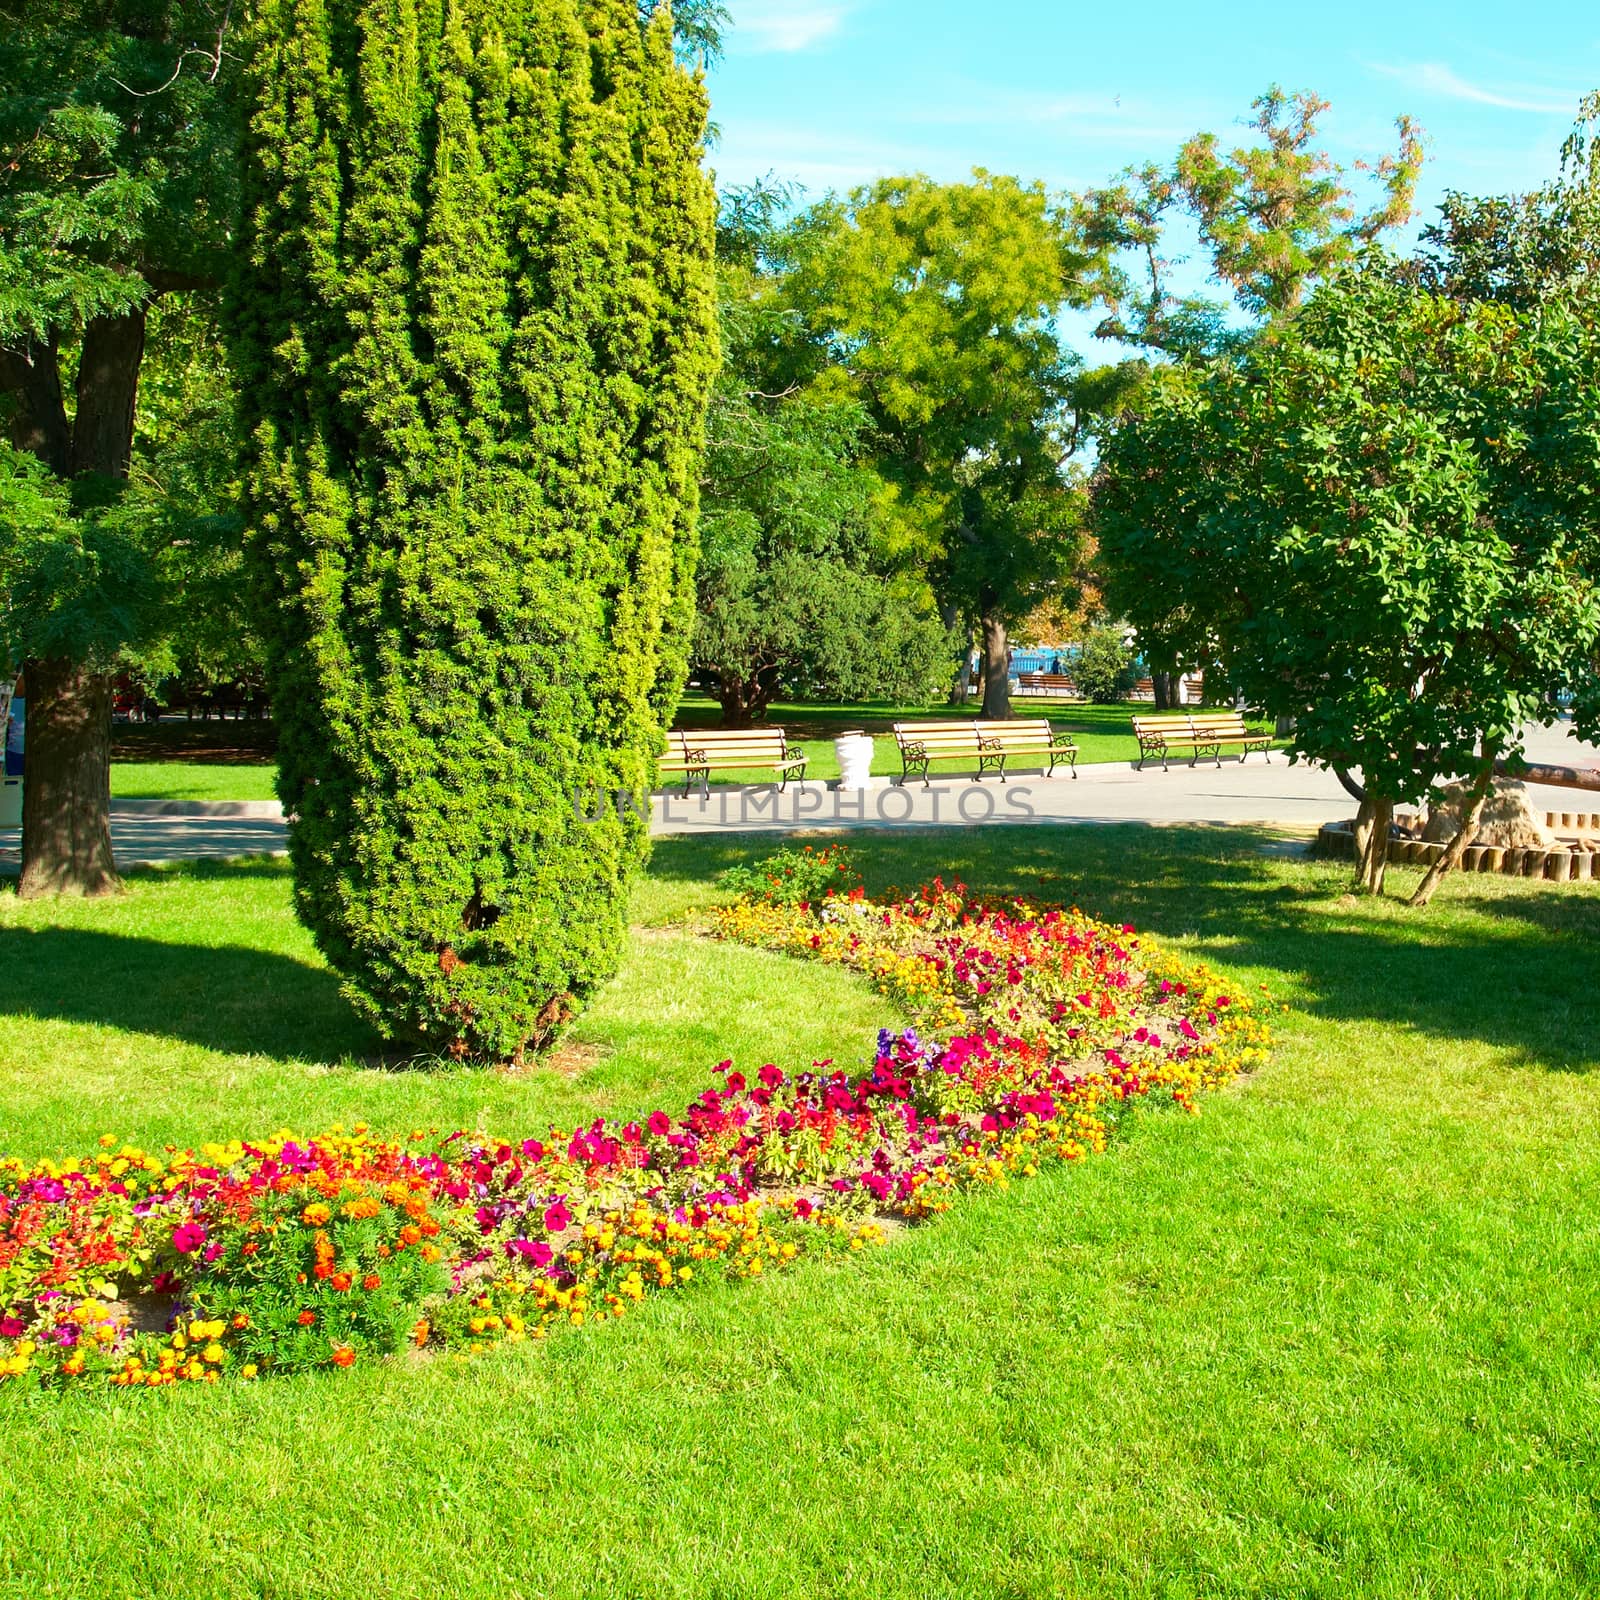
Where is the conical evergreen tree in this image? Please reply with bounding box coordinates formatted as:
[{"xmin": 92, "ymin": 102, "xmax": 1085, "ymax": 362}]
[{"xmin": 232, "ymin": 0, "xmax": 717, "ymax": 1059}]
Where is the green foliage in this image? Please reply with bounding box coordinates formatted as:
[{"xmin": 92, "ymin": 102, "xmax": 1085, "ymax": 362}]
[
  {"xmin": 696, "ymin": 192, "xmax": 950, "ymax": 721},
  {"xmin": 718, "ymin": 842, "xmax": 861, "ymax": 907},
  {"xmin": 1094, "ymin": 267, "xmax": 1600, "ymax": 805},
  {"xmin": 785, "ymin": 173, "xmax": 1094, "ymax": 705},
  {"xmin": 1076, "ymin": 86, "xmax": 1424, "ymax": 352},
  {"xmin": 1176, "ymin": 87, "xmax": 1423, "ymax": 319},
  {"xmin": 0, "ymin": 298, "xmax": 246, "ymax": 685},
  {"xmin": 1073, "ymin": 626, "xmax": 1136, "ymax": 704},
  {"xmin": 1411, "ymin": 94, "xmax": 1600, "ymax": 312},
  {"xmin": 231, "ymin": 0, "xmax": 718, "ymax": 1060},
  {"xmin": 186, "ymin": 1190, "xmax": 449, "ymax": 1373}
]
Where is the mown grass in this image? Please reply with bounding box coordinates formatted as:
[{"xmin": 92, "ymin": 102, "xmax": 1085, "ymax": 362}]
[
  {"xmin": 2, "ymin": 829, "xmax": 1599, "ymax": 1600},
  {"xmin": 107, "ymin": 698, "xmax": 1278, "ymax": 800},
  {"xmin": 110, "ymin": 762, "xmax": 280, "ymax": 802}
]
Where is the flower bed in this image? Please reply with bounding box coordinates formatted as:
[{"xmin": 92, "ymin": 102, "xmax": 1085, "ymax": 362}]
[{"xmin": 0, "ymin": 853, "xmax": 1269, "ymax": 1389}]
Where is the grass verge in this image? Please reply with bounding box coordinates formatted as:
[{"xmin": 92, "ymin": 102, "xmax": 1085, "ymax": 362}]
[
  {"xmin": 107, "ymin": 699, "xmax": 1278, "ymax": 800},
  {"xmin": 1, "ymin": 830, "xmax": 1597, "ymax": 1599}
]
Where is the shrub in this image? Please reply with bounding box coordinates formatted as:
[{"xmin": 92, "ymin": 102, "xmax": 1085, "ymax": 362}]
[
  {"xmin": 717, "ymin": 843, "xmax": 862, "ymax": 907},
  {"xmin": 1075, "ymin": 627, "xmax": 1138, "ymax": 702},
  {"xmin": 231, "ymin": 0, "xmax": 718, "ymax": 1059}
]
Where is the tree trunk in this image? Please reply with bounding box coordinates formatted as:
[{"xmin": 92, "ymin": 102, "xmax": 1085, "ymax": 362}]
[
  {"xmin": 18, "ymin": 657, "xmax": 120, "ymax": 899},
  {"xmin": 71, "ymin": 312, "xmax": 147, "ymax": 478},
  {"xmin": 4, "ymin": 309, "xmax": 147, "ymax": 897},
  {"xmin": 979, "ymin": 615, "xmax": 1012, "ymax": 720},
  {"xmin": 1334, "ymin": 766, "xmax": 1366, "ymax": 805},
  {"xmin": 945, "ymin": 607, "xmax": 971, "ymax": 706},
  {"xmin": 1352, "ymin": 794, "xmax": 1393, "ymax": 896},
  {"xmin": 1153, "ymin": 671, "xmax": 1173, "ymax": 711},
  {"xmin": 710, "ymin": 665, "xmax": 778, "ymax": 728},
  {"xmin": 1409, "ymin": 761, "xmax": 1494, "ymax": 909}
]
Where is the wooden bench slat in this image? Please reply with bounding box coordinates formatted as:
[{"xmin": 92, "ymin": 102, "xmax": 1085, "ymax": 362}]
[
  {"xmin": 891, "ymin": 719, "xmax": 1077, "ymax": 785},
  {"xmin": 1131, "ymin": 713, "xmax": 1271, "ymax": 771},
  {"xmin": 661, "ymin": 727, "xmax": 807, "ymax": 792}
]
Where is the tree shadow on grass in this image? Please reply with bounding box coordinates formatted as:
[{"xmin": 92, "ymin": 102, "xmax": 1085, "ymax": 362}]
[
  {"xmin": 0, "ymin": 923, "xmax": 386, "ymax": 1064},
  {"xmin": 650, "ymin": 825, "xmax": 1600, "ymax": 1075}
]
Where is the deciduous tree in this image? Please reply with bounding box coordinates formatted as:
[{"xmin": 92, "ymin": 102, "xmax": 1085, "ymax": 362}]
[
  {"xmin": 1095, "ymin": 268, "xmax": 1600, "ymax": 897},
  {"xmin": 786, "ymin": 172, "xmax": 1095, "ymax": 718},
  {"xmin": 0, "ymin": 0, "xmax": 238, "ymax": 895}
]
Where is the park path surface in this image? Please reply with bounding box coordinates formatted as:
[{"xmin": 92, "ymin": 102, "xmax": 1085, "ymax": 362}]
[{"xmin": 1, "ymin": 723, "xmax": 1596, "ymax": 869}]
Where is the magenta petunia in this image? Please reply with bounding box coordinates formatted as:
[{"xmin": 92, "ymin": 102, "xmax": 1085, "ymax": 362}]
[
  {"xmin": 172, "ymin": 1222, "xmax": 207, "ymax": 1254},
  {"xmin": 543, "ymin": 1199, "xmax": 572, "ymax": 1233},
  {"xmin": 647, "ymin": 1110, "xmax": 672, "ymax": 1137}
]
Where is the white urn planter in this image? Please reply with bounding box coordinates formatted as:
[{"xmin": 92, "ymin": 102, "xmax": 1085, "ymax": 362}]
[{"xmin": 833, "ymin": 732, "xmax": 876, "ymax": 790}]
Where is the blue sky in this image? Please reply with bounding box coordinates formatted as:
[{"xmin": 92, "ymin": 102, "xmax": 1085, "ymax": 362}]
[{"xmin": 705, "ymin": 0, "xmax": 1598, "ymax": 335}]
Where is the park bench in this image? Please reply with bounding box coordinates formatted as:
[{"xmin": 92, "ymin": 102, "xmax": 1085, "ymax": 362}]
[
  {"xmin": 660, "ymin": 727, "xmax": 807, "ymax": 795},
  {"xmin": 1132, "ymin": 712, "xmax": 1271, "ymax": 772},
  {"xmin": 1017, "ymin": 672, "xmax": 1081, "ymax": 699},
  {"xmin": 892, "ymin": 720, "xmax": 1078, "ymax": 785}
]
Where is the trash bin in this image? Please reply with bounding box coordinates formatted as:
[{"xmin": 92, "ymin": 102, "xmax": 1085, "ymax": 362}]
[{"xmin": 833, "ymin": 732, "xmax": 875, "ymax": 790}]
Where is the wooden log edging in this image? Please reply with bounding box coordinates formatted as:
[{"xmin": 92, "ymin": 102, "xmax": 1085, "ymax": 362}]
[{"xmin": 1314, "ymin": 820, "xmax": 1593, "ymax": 885}]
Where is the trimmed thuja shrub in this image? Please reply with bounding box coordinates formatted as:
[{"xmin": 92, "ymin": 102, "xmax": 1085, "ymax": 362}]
[{"xmin": 231, "ymin": 0, "xmax": 717, "ymax": 1059}]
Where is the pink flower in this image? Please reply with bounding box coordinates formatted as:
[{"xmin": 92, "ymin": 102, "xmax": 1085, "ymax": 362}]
[
  {"xmin": 507, "ymin": 1239, "xmax": 554, "ymax": 1267},
  {"xmin": 758, "ymin": 1064, "xmax": 784, "ymax": 1090},
  {"xmin": 647, "ymin": 1111, "xmax": 672, "ymax": 1137},
  {"xmin": 172, "ymin": 1222, "xmax": 207, "ymax": 1254},
  {"xmin": 543, "ymin": 1199, "xmax": 572, "ymax": 1233}
]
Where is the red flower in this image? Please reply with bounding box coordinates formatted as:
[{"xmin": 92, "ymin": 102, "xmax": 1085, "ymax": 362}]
[
  {"xmin": 331, "ymin": 1345, "xmax": 356, "ymax": 1368},
  {"xmin": 297, "ymin": 1309, "xmax": 316, "ymax": 1326},
  {"xmin": 362, "ymin": 1273, "xmax": 381, "ymax": 1291},
  {"xmin": 647, "ymin": 1111, "xmax": 672, "ymax": 1137}
]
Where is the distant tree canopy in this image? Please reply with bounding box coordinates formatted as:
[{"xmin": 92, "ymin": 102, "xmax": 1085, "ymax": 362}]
[
  {"xmin": 232, "ymin": 0, "xmax": 718, "ymax": 1060},
  {"xmin": 1094, "ymin": 266, "xmax": 1600, "ymax": 896},
  {"xmin": 1408, "ymin": 91, "xmax": 1600, "ymax": 311},
  {"xmin": 1076, "ymin": 86, "xmax": 1424, "ymax": 356},
  {"xmin": 784, "ymin": 172, "xmax": 1097, "ymax": 718},
  {"xmin": 693, "ymin": 182, "xmax": 950, "ymax": 724}
]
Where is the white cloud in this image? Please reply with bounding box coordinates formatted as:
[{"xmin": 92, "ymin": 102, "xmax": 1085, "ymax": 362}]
[
  {"xmin": 1370, "ymin": 61, "xmax": 1584, "ymax": 115},
  {"xmin": 731, "ymin": 1, "xmax": 847, "ymax": 53},
  {"xmin": 710, "ymin": 120, "xmax": 945, "ymax": 194}
]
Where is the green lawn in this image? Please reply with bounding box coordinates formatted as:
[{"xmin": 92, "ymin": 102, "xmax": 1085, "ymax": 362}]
[
  {"xmin": 109, "ymin": 698, "xmax": 1275, "ymax": 801},
  {"xmin": 2, "ymin": 830, "xmax": 1598, "ymax": 1599},
  {"xmin": 110, "ymin": 761, "xmax": 280, "ymax": 803}
]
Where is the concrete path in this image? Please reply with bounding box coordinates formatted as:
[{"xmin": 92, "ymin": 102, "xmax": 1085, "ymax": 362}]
[{"xmin": 1, "ymin": 722, "xmax": 1596, "ymax": 869}]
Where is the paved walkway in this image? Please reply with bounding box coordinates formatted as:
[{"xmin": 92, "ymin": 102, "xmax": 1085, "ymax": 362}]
[{"xmin": 2, "ymin": 723, "xmax": 1596, "ymax": 869}]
